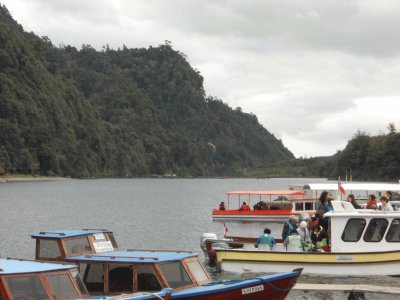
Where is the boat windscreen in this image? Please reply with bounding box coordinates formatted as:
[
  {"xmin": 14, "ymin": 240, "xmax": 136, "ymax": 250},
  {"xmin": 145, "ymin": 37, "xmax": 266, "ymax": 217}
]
[
  {"xmin": 64, "ymin": 237, "xmax": 91, "ymax": 255},
  {"xmin": 158, "ymin": 262, "xmax": 192, "ymax": 289},
  {"xmin": 46, "ymin": 273, "xmax": 79, "ymax": 298},
  {"xmin": 6, "ymin": 275, "xmax": 48, "ymax": 299},
  {"xmin": 39, "ymin": 239, "xmax": 62, "ymax": 259}
]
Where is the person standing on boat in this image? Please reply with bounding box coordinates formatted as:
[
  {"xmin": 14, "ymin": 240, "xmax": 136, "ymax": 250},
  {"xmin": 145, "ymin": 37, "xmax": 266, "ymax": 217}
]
[
  {"xmin": 311, "ymin": 221, "xmax": 329, "ymax": 252},
  {"xmin": 316, "ymin": 191, "xmax": 330, "ymax": 214},
  {"xmin": 347, "ymin": 194, "xmax": 361, "ymax": 209},
  {"xmin": 380, "ymin": 196, "xmax": 394, "ymax": 211},
  {"xmin": 255, "ymin": 228, "xmax": 276, "ymax": 250},
  {"xmin": 366, "ymin": 194, "xmax": 378, "ymax": 210},
  {"xmin": 282, "ymin": 215, "xmax": 298, "ymax": 241},
  {"xmin": 296, "ymin": 221, "xmax": 312, "ymax": 251},
  {"xmin": 219, "ymin": 202, "xmax": 226, "ymax": 210}
]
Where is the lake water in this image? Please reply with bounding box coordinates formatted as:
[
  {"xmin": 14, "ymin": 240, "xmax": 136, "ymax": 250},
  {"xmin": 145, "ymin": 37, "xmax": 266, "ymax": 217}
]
[{"xmin": 1, "ymin": 178, "xmax": 399, "ymax": 299}]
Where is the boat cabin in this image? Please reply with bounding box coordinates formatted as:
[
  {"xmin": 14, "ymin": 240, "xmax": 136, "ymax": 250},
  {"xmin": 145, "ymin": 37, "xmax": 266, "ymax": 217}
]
[
  {"xmin": 31, "ymin": 229, "xmax": 118, "ymax": 262},
  {"xmin": 327, "ymin": 201, "xmax": 400, "ymax": 252},
  {"xmin": 0, "ymin": 258, "xmax": 88, "ymax": 299},
  {"xmin": 65, "ymin": 250, "xmax": 211, "ymax": 296},
  {"xmin": 31, "ymin": 230, "xmax": 212, "ymax": 296}
]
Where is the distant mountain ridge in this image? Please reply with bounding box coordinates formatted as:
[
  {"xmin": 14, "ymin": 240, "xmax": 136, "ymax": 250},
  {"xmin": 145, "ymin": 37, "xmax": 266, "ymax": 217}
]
[{"xmin": 0, "ymin": 5, "xmax": 294, "ymax": 178}]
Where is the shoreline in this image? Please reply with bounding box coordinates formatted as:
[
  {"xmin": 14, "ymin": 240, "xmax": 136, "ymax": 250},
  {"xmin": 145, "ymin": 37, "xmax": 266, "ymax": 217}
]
[{"xmin": 0, "ymin": 175, "xmax": 70, "ymax": 182}]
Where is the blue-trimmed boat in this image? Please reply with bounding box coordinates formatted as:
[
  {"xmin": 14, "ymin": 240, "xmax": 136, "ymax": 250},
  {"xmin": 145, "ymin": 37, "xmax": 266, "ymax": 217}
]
[
  {"xmin": 0, "ymin": 257, "xmax": 89, "ymax": 299},
  {"xmin": 32, "ymin": 229, "xmax": 302, "ymax": 299}
]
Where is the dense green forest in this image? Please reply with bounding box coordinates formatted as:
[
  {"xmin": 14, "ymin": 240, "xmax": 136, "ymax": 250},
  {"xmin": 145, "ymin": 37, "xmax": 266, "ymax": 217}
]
[
  {"xmin": 1, "ymin": 5, "xmax": 399, "ymax": 180},
  {"xmin": 250, "ymin": 126, "xmax": 400, "ymax": 182},
  {"xmin": 0, "ymin": 5, "xmax": 294, "ymax": 178}
]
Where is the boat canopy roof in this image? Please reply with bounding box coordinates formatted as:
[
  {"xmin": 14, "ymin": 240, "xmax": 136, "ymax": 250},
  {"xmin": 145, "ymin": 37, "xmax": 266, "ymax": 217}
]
[
  {"xmin": 226, "ymin": 190, "xmax": 305, "ymax": 196},
  {"xmin": 0, "ymin": 258, "xmax": 75, "ymax": 275},
  {"xmin": 303, "ymin": 183, "xmax": 400, "ymax": 191},
  {"xmin": 64, "ymin": 250, "xmax": 198, "ymax": 264},
  {"xmin": 31, "ymin": 229, "xmax": 111, "ymax": 239}
]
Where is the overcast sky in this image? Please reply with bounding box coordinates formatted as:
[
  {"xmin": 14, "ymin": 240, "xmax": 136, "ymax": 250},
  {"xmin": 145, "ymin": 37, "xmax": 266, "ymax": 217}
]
[{"xmin": 2, "ymin": 0, "xmax": 400, "ymax": 158}]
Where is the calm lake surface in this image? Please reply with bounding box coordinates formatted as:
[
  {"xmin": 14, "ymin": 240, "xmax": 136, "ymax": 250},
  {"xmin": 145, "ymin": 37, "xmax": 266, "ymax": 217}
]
[{"xmin": 1, "ymin": 177, "xmax": 399, "ymax": 299}]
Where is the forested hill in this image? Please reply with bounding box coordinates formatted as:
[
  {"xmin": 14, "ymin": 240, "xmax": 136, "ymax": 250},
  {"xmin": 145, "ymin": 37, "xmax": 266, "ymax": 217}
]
[{"xmin": 0, "ymin": 5, "xmax": 294, "ymax": 178}]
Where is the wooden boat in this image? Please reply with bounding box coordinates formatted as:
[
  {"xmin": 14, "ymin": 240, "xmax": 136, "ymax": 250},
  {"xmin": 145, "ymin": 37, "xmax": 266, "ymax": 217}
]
[
  {"xmin": 212, "ymin": 190, "xmax": 317, "ymax": 222},
  {"xmin": 31, "ymin": 229, "xmax": 302, "ymax": 299},
  {"xmin": 214, "ymin": 200, "xmax": 400, "ymax": 276},
  {"xmin": 0, "ymin": 257, "xmax": 89, "ymax": 299}
]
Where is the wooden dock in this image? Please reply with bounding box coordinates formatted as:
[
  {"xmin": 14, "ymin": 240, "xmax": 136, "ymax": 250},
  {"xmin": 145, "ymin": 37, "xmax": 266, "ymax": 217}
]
[{"xmin": 293, "ymin": 283, "xmax": 400, "ymax": 295}]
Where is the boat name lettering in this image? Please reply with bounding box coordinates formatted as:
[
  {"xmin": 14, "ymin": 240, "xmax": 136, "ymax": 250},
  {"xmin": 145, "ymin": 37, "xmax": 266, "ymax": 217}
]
[
  {"xmin": 336, "ymin": 256, "xmax": 354, "ymax": 261},
  {"xmin": 93, "ymin": 233, "xmax": 105, "ymax": 240},
  {"xmin": 242, "ymin": 285, "xmax": 264, "ymax": 295},
  {"xmin": 93, "ymin": 241, "xmax": 114, "ymax": 253}
]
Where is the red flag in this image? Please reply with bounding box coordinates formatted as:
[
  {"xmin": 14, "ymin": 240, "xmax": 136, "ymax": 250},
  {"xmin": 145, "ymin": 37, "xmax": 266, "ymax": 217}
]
[
  {"xmin": 339, "ymin": 183, "xmax": 346, "ymax": 194},
  {"xmin": 224, "ymin": 225, "xmax": 228, "ymax": 238}
]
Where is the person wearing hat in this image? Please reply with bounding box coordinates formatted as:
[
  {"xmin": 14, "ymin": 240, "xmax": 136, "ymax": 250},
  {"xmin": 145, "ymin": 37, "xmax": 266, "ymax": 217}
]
[
  {"xmin": 282, "ymin": 215, "xmax": 298, "ymax": 241},
  {"xmin": 296, "ymin": 221, "xmax": 312, "ymax": 251}
]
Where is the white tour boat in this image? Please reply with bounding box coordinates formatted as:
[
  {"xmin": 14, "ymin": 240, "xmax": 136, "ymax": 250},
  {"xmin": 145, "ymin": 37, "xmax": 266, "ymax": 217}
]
[{"xmin": 214, "ymin": 200, "xmax": 400, "ymax": 276}]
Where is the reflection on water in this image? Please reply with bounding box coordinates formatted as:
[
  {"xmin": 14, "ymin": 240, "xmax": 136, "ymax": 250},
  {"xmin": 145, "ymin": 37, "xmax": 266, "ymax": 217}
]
[{"xmin": 1, "ymin": 178, "xmax": 399, "ymax": 299}]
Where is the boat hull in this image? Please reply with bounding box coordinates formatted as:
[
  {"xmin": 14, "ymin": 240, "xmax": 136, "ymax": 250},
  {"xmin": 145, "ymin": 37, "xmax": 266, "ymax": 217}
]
[
  {"xmin": 170, "ymin": 270, "xmax": 301, "ymax": 300},
  {"xmin": 216, "ymin": 249, "xmax": 400, "ymax": 276}
]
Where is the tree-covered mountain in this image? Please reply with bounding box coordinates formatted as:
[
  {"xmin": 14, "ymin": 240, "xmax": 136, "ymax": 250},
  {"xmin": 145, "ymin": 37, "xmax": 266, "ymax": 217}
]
[
  {"xmin": 249, "ymin": 126, "xmax": 400, "ymax": 182},
  {"xmin": 0, "ymin": 5, "xmax": 294, "ymax": 178}
]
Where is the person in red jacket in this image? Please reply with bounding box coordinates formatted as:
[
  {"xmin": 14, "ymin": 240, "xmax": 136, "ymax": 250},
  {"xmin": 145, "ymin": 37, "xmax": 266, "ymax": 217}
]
[
  {"xmin": 366, "ymin": 194, "xmax": 377, "ymax": 210},
  {"xmin": 239, "ymin": 202, "xmax": 250, "ymax": 211}
]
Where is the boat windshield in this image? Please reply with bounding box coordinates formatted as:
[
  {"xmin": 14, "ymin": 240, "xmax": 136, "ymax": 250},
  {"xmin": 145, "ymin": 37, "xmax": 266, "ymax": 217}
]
[
  {"xmin": 71, "ymin": 269, "xmax": 89, "ymax": 295},
  {"xmin": 38, "ymin": 239, "xmax": 62, "ymax": 259},
  {"xmin": 158, "ymin": 261, "xmax": 192, "ymax": 289},
  {"xmin": 64, "ymin": 237, "xmax": 91, "ymax": 255},
  {"xmin": 186, "ymin": 260, "xmax": 209, "ymax": 284},
  {"xmin": 46, "ymin": 273, "xmax": 79, "ymax": 298},
  {"xmin": 6, "ymin": 275, "xmax": 48, "ymax": 299},
  {"xmin": 137, "ymin": 264, "xmax": 162, "ymax": 291}
]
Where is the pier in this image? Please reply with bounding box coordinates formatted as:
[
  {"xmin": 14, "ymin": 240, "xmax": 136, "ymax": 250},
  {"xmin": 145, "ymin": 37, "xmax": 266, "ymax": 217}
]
[{"xmin": 293, "ymin": 283, "xmax": 400, "ymax": 295}]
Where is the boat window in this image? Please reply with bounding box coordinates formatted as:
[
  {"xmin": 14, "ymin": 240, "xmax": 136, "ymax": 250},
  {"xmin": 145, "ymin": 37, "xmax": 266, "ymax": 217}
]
[
  {"xmin": 39, "ymin": 239, "xmax": 62, "ymax": 258},
  {"xmin": 386, "ymin": 219, "xmax": 400, "ymax": 242},
  {"xmin": 158, "ymin": 262, "xmax": 192, "ymax": 289},
  {"xmin": 107, "ymin": 233, "xmax": 118, "ymax": 248},
  {"xmin": 305, "ymin": 202, "xmax": 313, "ymax": 211},
  {"xmin": 6, "ymin": 275, "xmax": 48, "ymax": 300},
  {"xmin": 341, "ymin": 218, "xmax": 366, "ymax": 242},
  {"xmin": 71, "ymin": 269, "xmax": 89, "ymax": 295},
  {"xmin": 108, "ymin": 264, "xmax": 133, "ymax": 293},
  {"xmin": 64, "ymin": 237, "xmax": 91, "ymax": 255},
  {"xmin": 186, "ymin": 260, "xmax": 209, "ymax": 283},
  {"xmin": 46, "ymin": 273, "xmax": 79, "ymax": 298},
  {"xmin": 137, "ymin": 264, "xmax": 161, "ymax": 292},
  {"xmin": 81, "ymin": 263, "xmax": 104, "ymax": 292},
  {"xmin": 295, "ymin": 203, "xmax": 304, "ymax": 211},
  {"xmin": 364, "ymin": 219, "xmax": 388, "ymax": 242}
]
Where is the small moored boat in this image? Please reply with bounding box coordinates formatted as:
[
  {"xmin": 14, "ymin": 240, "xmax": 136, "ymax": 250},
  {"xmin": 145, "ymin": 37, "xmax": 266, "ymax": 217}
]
[
  {"xmin": 0, "ymin": 257, "xmax": 89, "ymax": 299},
  {"xmin": 31, "ymin": 229, "xmax": 302, "ymax": 299}
]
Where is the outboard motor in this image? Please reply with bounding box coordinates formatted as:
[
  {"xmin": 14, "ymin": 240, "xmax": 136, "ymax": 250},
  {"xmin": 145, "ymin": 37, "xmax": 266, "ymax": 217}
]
[{"xmin": 200, "ymin": 233, "xmax": 218, "ymax": 253}]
